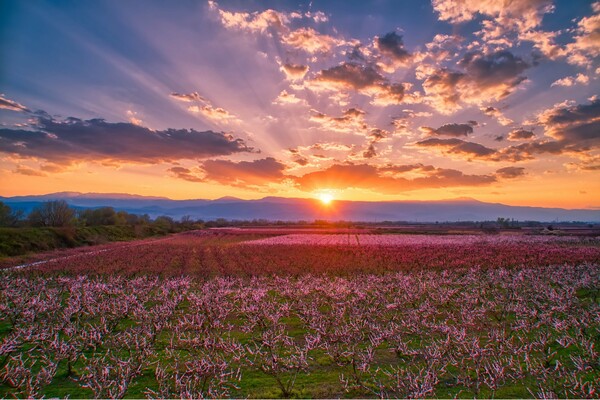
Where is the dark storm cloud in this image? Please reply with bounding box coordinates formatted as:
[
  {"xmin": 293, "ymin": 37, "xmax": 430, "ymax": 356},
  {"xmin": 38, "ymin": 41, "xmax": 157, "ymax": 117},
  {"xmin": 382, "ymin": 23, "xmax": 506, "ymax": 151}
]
[
  {"xmin": 420, "ymin": 122, "xmax": 477, "ymax": 137},
  {"xmin": 375, "ymin": 32, "xmax": 411, "ymax": 62},
  {"xmin": 0, "ymin": 115, "xmax": 254, "ymax": 165}
]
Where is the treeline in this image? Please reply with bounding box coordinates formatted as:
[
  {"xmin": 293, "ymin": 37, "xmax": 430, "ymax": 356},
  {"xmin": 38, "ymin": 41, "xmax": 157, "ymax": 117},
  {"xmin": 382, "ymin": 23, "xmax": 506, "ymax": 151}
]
[
  {"xmin": 0, "ymin": 200, "xmax": 201, "ymax": 233},
  {"xmin": 0, "ymin": 200, "xmax": 205, "ymax": 258}
]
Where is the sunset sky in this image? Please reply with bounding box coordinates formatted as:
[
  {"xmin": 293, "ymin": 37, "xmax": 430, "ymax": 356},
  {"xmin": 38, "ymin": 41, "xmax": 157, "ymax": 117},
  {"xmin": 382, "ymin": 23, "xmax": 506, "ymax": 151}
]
[{"xmin": 1, "ymin": 0, "xmax": 599, "ymax": 208}]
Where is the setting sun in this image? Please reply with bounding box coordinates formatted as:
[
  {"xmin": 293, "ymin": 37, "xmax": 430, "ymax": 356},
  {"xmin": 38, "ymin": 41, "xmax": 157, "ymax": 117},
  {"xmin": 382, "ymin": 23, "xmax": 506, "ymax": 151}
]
[{"xmin": 318, "ymin": 193, "xmax": 334, "ymax": 205}]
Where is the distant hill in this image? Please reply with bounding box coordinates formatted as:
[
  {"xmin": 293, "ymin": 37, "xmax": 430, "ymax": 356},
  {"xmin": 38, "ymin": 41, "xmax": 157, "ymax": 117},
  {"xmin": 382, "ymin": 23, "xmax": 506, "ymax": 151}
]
[{"xmin": 1, "ymin": 192, "xmax": 599, "ymax": 222}]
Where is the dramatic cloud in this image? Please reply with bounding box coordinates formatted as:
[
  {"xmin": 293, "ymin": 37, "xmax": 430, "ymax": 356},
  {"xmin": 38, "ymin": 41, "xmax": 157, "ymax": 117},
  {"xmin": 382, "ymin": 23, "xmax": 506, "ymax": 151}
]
[
  {"xmin": 519, "ymin": 3, "xmax": 599, "ymax": 67},
  {"xmin": 415, "ymin": 138, "xmax": 496, "ymax": 159},
  {"xmin": 432, "ymin": 0, "xmax": 554, "ymax": 31},
  {"xmin": 209, "ymin": 1, "xmax": 349, "ymax": 54},
  {"xmin": 0, "ymin": 116, "xmax": 253, "ymax": 165},
  {"xmin": 459, "ymin": 50, "xmax": 529, "ymax": 87},
  {"xmin": 200, "ymin": 157, "xmax": 287, "ymax": 188},
  {"xmin": 317, "ymin": 63, "xmax": 382, "ymax": 89},
  {"xmin": 293, "ymin": 163, "xmax": 497, "ymax": 193},
  {"xmin": 3, "ymin": 1, "xmax": 599, "ymax": 205},
  {"xmin": 311, "ymin": 62, "xmax": 405, "ymax": 105},
  {"xmin": 374, "ymin": 32, "xmax": 411, "ymax": 72},
  {"xmin": 418, "ymin": 67, "xmax": 464, "ymax": 113},
  {"xmin": 0, "ymin": 94, "xmax": 30, "ymax": 112},
  {"xmin": 537, "ymin": 98, "xmax": 600, "ymax": 143},
  {"xmin": 494, "ymin": 140, "xmax": 579, "ymax": 162},
  {"xmin": 507, "ymin": 129, "xmax": 535, "ymax": 141},
  {"xmin": 418, "ymin": 50, "xmax": 530, "ymax": 113},
  {"xmin": 420, "ymin": 122, "xmax": 477, "ymax": 137},
  {"xmin": 418, "ymin": 34, "xmax": 464, "ymax": 63},
  {"xmin": 564, "ymin": 10, "xmax": 600, "ymax": 67},
  {"xmin": 496, "ymin": 166, "xmax": 525, "ymax": 178},
  {"xmin": 208, "ymin": 1, "xmax": 288, "ymax": 34},
  {"xmin": 415, "ymin": 132, "xmax": 586, "ymax": 162}
]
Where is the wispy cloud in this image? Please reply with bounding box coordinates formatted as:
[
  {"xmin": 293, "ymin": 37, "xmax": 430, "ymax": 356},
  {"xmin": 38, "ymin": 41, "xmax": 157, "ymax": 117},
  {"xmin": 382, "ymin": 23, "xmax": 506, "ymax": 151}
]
[{"xmin": 0, "ymin": 94, "xmax": 30, "ymax": 112}]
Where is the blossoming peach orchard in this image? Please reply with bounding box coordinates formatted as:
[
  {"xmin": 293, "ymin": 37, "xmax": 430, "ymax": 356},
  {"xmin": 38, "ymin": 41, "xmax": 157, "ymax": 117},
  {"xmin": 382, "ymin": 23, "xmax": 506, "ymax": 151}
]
[{"xmin": 0, "ymin": 230, "xmax": 599, "ymax": 398}]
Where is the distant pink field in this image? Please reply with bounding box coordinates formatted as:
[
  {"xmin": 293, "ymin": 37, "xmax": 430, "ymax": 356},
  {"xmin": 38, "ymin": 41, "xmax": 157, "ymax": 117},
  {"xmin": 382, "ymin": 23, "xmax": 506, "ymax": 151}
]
[{"xmin": 245, "ymin": 233, "xmax": 585, "ymax": 246}]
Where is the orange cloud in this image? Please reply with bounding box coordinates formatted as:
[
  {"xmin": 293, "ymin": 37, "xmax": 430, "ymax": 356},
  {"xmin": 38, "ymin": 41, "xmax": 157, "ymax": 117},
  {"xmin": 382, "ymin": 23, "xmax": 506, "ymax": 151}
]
[
  {"xmin": 282, "ymin": 27, "xmax": 347, "ymax": 54},
  {"xmin": 272, "ymin": 90, "xmax": 308, "ymax": 106},
  {"xmin": 310, "ymin": 62, "xmax": 405, "ymax": 105},
  {"xmin": 14, "ymin": 166, "xmax": 47, "ymax": 177},
  {"xmin": 200, "ymin": 157, "xmax": 287, "ymax": 188},
  {"xmin": 294, "ymin": 163, "xmax": 498, "ymax": 193},
  {"xmin": 418, "ymin": 50, "xmax": 530, "ymax": 113},
  {"xmin": 432, "ymin": 0, "xmax": 554, "ymax": 31},
  {"xmin": 167, "ymin": 166, "xmax": 204, "ymax": 182},
  {"xmin": 507, "ymin": 129, "xmax": 535, "ymax": 141}
]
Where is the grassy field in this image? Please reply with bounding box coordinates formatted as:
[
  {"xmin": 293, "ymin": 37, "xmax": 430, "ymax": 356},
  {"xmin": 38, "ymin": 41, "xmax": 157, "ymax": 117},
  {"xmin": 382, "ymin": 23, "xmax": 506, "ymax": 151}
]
[
  {"xmin": 0, "ymin": 230, "xmax": 598, "ymax": 398},
  {"xmin": 0, "ymin": 225, "xmax": 180, "ymax": 258}
]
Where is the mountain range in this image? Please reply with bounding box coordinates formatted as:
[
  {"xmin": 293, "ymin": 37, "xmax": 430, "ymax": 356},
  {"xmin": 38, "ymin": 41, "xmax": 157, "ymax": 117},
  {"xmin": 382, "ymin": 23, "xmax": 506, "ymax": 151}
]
[{"xmin": 1, "ymin": 192, "xmax": 599, "ymax": 222}]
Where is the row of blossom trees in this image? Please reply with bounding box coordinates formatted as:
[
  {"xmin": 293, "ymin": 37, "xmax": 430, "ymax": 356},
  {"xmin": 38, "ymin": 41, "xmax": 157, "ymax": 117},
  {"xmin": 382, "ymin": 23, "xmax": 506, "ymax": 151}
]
[{"xmin": 1, "ymin": 261, "xmax": 598, "ymax": 398}]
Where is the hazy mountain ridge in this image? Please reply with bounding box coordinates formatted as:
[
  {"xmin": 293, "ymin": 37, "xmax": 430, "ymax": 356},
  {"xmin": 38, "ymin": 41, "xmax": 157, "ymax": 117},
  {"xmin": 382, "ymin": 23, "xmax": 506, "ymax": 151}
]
[{"xmin": 1, "ymin": 193, "xmax": 599, "ymax": 222}]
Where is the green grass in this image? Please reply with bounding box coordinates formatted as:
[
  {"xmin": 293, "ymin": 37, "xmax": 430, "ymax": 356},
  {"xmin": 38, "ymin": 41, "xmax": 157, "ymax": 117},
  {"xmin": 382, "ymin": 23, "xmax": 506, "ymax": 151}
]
[
  {"xmin": 1, "ymin": 238, "xmax": 597, "ymax": 398},
  {"xmin": 0, "ymin": 225, "xmax": 166, "ymax": 258}
]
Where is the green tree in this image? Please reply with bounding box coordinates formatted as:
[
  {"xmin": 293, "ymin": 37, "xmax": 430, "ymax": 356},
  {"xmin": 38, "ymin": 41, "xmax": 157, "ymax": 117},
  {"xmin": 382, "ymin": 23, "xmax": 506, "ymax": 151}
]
[
  {"xmin": 0, "ymin": 201, "xmax": 23, "ymax": 227},
  {"xmin": 28, "ymin": 200, "xmax": 76, "ymax": 227}
]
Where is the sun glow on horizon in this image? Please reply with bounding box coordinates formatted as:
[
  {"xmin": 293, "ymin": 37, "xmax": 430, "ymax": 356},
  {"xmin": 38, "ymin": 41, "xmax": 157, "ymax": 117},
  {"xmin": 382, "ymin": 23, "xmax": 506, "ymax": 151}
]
[{"xmin": 318, "ymin": 193, "xmax": 334, "ymax": 205}]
